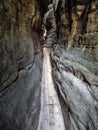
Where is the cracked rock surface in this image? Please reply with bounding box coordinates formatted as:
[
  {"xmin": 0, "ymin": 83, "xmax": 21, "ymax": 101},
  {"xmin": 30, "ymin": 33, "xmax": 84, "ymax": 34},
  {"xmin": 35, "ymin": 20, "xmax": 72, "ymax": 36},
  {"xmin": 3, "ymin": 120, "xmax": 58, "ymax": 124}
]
[
  {"xmin": 0, "ymin": 0, "xmax": 98, "ymax": 130},
  {"xmin": 0, "ymin": 0, "xmax": 42, "ymax": 130},
  {"xmin": 51, "ymin": 45, "xmax": 98, "ymax": 130}
]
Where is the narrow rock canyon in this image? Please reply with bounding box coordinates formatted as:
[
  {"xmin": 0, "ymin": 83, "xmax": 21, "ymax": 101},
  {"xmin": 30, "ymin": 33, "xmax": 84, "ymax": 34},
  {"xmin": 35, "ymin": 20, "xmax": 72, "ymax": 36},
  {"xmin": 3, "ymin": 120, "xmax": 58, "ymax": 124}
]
[
  {"xmin": 37, "ymin": 48, "xmax": 65, "ymax": 130},
  {"xmin": 0, "ymin": 0, "xmax": 98, "ymax": 130}
]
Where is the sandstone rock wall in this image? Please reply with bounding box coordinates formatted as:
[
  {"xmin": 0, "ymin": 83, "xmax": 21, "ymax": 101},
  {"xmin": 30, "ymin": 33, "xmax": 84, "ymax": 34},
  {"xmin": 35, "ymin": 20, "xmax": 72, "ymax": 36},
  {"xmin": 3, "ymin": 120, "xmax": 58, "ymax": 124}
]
[
  {"xmin": 0, "ymin": 0, "xmax": 98, "ymax": 129},
  {"xmin": 57, "ymin": 0, "xmax": 98, "ymax": 38},
  {"xmin": 0, "ymin": 0, "xmax": 42, "ymax": 130},
  {"xmin": 51, "ymin": 46, "xmax": 98, "ymax": 130},
  {"xmin": 55, "ymin": 0, "xmax": 98, "ymax": 63},
  {"xmin": 51, "ymin": 0, "xmax": 98, "ymax": 130}
]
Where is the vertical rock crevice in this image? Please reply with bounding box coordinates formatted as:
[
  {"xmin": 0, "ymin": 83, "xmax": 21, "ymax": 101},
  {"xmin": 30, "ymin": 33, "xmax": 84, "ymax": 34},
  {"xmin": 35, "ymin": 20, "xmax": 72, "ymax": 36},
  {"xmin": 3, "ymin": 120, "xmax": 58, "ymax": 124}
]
[{"xmin": 0, "ymin": 0, "xmax": 98, "ymax": 130}]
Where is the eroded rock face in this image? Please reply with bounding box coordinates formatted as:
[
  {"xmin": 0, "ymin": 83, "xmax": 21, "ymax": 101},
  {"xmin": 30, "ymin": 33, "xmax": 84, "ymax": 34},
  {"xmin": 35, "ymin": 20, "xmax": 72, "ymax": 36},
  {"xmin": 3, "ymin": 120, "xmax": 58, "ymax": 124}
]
[
  {"xmin": 0, "ymin": 0, "xmax": 98, "ymax": 129},
  {"xmin": 51, "ymin": 0, "xmax": 98, "ymax": 129},
  {"xmin": 0, "ymin": 0, "xmax": 42, "ymax": 130},
  {"xmin": 56, "ymin": 0, "xmax": 98, "ymax": 38},
  {"xmin": 51, "ymin": 45, "xmax": 98, "ymax": 130}
]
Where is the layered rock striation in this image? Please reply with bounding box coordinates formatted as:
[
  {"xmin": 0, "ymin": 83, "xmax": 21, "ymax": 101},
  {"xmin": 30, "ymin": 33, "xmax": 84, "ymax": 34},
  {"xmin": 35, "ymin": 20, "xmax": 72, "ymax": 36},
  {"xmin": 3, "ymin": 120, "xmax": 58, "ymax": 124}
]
[
  {"xmin": 51, "ymin": 0, "xmax": 98, "ymax": 129},
  {"xmin": 0, "ymin": 0, "xmax": 98, "ymax": 130},
  {"xmin": 0, "ymin": 0, "xmax": 43, "ymax": 130}
]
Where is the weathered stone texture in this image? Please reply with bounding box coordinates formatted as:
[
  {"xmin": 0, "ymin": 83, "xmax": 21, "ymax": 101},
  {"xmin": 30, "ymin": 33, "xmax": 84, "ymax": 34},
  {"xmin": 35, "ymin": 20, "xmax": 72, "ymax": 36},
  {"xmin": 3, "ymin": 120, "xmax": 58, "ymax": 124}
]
[
  {"xmin": 51, "ymin": 0, "xmax": 98, "ymax": 129},
  {"xmin": 0, "ymin": 0, "xmax": 42, "ymax": 130},
  {"xmin": 51, "ymin": 44, "xmax": 98, "ymax": 130},
  {"xmin": 0, "ymin": 0, "xmax": 98, "ymax": 130}
]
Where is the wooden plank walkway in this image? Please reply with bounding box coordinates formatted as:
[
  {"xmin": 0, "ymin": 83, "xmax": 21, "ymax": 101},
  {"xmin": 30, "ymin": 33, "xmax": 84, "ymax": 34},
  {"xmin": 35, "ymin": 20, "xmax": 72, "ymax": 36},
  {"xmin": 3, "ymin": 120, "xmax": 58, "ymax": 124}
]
[{"xmin": 37, "ymin": 48, "xmax": 65, "ymax": 130}]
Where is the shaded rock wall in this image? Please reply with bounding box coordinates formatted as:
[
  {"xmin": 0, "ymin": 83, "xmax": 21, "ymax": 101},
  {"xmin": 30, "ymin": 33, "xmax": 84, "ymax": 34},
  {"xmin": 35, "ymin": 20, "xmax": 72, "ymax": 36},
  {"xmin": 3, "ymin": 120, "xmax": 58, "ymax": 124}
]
[
  {"xmin": 0, "ymin": 0, "xmax": 98, "ymax": 129},
  {"xmin": 54, "ymin": 0, "xmax": 98, "ymax": 70},
  {"xmin": 51, "ymin": 46, "xmax": 98, "ymax": 130},
  {"xmin": 51, "ymin": 0, "xmax": 98, "ymax": 129},
  {"xmin": 56, "ymin": 0, "xmax": 98, "ymax": 38},
  {"xmin": 0, "ymin": 0, "xmax": 42, "ymax": 130}
]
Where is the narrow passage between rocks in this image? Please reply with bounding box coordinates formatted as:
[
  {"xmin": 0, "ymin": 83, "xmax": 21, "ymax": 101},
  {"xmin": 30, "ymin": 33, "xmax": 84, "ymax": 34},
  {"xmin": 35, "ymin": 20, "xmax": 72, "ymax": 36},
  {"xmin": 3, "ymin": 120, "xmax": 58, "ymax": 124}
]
[{"xmin": 37, "ymin": 47, "xmax": 65, "ymax": 130}]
